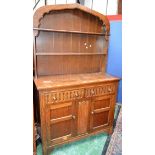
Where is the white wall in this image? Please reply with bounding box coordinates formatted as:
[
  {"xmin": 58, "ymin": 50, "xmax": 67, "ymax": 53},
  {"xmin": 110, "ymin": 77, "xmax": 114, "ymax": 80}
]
[
  {"xmin": 56, "ymin": 0, "xmax": 66, "ymax": 4},
  {"xmin": 47, "ymin": 0, "xmax": 55, "ymax": 5},
  {"xmin": 107, "ymin": 0, "xmax": 118, "ymax": 15},
  {"xmin": 67, "ymin": 0, "xmax": 77, "ymax": 4},
  {"xmin": 92, "ymin": 0, "xmax": 107, "ymax": 14},
  {"xmin": 33, "ymin": 0, "xmax": 45, "ymax": 12},
  {"xmin": 84, "ymin": 0, "xmax": 92, "ymax": 9}
]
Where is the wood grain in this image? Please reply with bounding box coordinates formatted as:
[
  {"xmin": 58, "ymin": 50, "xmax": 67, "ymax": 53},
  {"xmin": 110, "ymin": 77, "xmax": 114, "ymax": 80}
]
[
  {"xmin": 77, "ymin": 100, "xmax": 89, "ymax": 135},
  {"xmin": 33, "ymin": 4, "xmax": 120, "ymax": 155}
]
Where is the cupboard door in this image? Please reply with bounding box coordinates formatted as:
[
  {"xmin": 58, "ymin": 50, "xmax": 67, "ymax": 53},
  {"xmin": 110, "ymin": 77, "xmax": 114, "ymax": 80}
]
[
  {"xmin": 46, "ymin": 101, "xmax": 76, "ymax": 145},
  {"xmin": 77, "ymin": 100, "xmax": 90, "ymax": 135},
  {"xmin": 90, "ymin": 96, "xmax": 113, "ymax": 131}
]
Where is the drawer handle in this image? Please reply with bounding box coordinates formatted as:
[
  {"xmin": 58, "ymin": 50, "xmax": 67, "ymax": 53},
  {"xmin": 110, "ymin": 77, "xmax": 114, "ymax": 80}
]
[
  {"xmin": 72, "ymin": 115, "xmax": 76, "ymax": 119},
  {"xmin": 53, "ymin": 97, "xmax": 57, "ymax": 101},
  {"xmin": 91, "ymin": 111, "xmax": 94, "ymax": 115}
]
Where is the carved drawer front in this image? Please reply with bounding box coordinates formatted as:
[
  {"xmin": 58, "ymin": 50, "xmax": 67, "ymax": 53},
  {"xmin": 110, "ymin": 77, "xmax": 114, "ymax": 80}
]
[
  {"xmin": 45, "ymin": 89, "xmax": 84, "ymax": 104},
  {"xmin": 85, "ymin": 83, "xmax": 115, "ymax": 98}
]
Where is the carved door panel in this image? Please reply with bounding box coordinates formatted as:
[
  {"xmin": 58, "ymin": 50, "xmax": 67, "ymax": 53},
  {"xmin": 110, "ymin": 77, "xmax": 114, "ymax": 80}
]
[
  {"xmin": 46, "ymin": 101, "xmax": 76, "ymax": 146},
  {"xmin": 90, "ymin": 95, "xmax": 113, "ymax": 131},
  {"xmin": 77, "ymin": 100, "xmax": 91, "ymax": 135}
]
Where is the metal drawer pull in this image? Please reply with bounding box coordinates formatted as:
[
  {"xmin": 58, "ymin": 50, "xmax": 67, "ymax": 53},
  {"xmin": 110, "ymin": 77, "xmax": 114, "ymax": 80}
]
[
  {"xmin": 72, "ymin": 116, "xmax": 76, "ymax": 119},
  {"xmin": 91, "ymin": 111, "xmax": 94, "ymax": 115}
]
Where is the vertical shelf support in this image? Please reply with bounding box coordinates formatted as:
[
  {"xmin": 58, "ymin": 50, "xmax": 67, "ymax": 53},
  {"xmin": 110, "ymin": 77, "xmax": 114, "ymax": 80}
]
[{"xmin": 33, "ymin": 36, "xmax": 38, "ymax": 78}]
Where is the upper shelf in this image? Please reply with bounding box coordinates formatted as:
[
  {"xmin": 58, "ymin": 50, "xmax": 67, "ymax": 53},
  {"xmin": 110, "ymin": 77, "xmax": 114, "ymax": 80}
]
[
  {"xmin": 35, "ymin": 52, "xmax": 106, "ymax": 56},
  {"xmin": 33, "ymin": 28, "xmax": 109, "ymax": 36}
]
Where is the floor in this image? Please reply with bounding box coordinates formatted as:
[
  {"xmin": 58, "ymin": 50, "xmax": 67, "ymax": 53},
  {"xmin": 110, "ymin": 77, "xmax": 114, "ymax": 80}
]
[
  {"xmin": 37, "ymin": 133, "xmax": 108, "ymax": 155},
  {"xmin": 36, "ymin": 104, "xmax": 121, "ymax": 155},
  {"xmin": 103, "ymin": 105, "xmax": 122, "ymax": 155}
]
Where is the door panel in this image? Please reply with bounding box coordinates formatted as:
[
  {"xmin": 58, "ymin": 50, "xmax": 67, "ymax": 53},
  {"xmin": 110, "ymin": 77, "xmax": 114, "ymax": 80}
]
[
  {"xmin": 94, "ymin": 98, "xmax": 110, "ymax": 109},
  {"xmin": 90, "ymin": 96, "xmax": 112, "ymax": 131},
  {"xmin": 93, "ymin": 111, "xmax": 109, "ymax": 128},
  {"xmin": 50, "ymin": 119, "xmax": 72, "ymax": 139},
  {"xmin": 50, "ymin": 105, "xmax": 72, "ymax": 119},
  {"xmin": 46, "ymin": 101, "xmax": 76, "ymax": 145}
]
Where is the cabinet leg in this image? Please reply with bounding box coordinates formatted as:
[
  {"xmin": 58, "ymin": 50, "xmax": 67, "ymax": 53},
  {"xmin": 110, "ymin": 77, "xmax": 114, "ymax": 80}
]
[
  {"xmin": 47, "ymin": 147, "xmax": 54, "ymax": 155},
  {"xmin": 42, "ymin": 145, "xmax": 47, "ymax": 155}
]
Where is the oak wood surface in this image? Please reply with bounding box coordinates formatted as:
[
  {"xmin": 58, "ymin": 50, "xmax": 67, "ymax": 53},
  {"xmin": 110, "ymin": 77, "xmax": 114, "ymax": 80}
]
[
  {"xmin": 33, "ymin": 4, "xmax": 110, "ymax": 78},
  {"xmin": 34, "ymin": 72, "xmax": 119, "ymax": 90},
  {"xmin": 33, "ymin": 4, "xmax": 120, "ymax": 155},
  {"xmin": 77, "ymin": 100, "xmax": 89, "ymax": 135},
  {"xmin": 33, "ymin": 28, "xmax": 107, "ymax": 35},
  {"xmin": 33, "ymin": 107, "xmax": 36, "ymax": 155},
  {"xmin": 33, "ymin": 3, "xmax": 110, "ymax": 34}
]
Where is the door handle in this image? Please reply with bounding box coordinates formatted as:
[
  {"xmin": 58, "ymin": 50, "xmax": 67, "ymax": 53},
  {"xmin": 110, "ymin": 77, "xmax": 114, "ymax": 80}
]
[{"xmin": 72, "ymin": 115, "xmax": 76, "ymax": 119}]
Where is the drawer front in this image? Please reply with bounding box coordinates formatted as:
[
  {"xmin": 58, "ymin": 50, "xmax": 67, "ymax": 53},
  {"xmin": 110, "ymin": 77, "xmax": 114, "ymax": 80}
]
[
  {"xmin": 44, "ymin": 83, "xmax": 116, "ymax": 104},
  {"xmin": 44, "ymin": 89, "xmax": 85, "ymax": 104},
  {"xmin": 85, "ymin": 83, "xmax": 115, "ymax": 98}
]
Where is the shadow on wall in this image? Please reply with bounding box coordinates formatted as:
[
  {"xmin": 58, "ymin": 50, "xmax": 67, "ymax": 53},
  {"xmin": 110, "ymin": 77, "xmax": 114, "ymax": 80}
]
[{"xmin": 107, "ymin": 21, "xmax": 122, "ymax": 103}]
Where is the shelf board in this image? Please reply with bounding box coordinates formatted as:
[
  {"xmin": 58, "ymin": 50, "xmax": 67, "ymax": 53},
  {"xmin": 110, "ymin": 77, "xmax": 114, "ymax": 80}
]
[
  {"xmin": 36, "ymin": 53, "xmax": 106, "ymax": 56},
  {"xmin": 33, "ymin": 28, "xmax": 108, "ymax": 36}
]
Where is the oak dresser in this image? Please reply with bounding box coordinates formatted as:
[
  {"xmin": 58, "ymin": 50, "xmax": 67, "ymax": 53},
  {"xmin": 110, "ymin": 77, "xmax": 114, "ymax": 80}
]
[{"xmin": 33, "ymin": 3, "xmax": 120, "ymax": 155}]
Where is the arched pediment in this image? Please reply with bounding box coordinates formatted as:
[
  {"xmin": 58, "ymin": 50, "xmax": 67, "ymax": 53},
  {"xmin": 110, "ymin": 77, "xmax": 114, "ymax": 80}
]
[{"xmin": 33, "ymin": 3, "xmax": 110, "ymax": 35}]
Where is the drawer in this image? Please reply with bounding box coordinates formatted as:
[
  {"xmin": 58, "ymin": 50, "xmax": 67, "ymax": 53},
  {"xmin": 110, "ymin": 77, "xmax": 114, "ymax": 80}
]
[
  {"xmin": 44, "ymin": 83, "xmax": 116, "ymax": 104},
  {"xmin": 85, "ymin": 83, "xmax": 115, "ymax": 98},
  {"xmin": 44, "ymin": 89, "xmax": 85, "ymax": 104}
]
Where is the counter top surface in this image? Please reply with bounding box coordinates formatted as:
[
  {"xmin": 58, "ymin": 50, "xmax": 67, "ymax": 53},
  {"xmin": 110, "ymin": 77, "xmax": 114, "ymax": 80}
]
[{"xmin": 34, "ymin": 72, "xmax": 120, "ymax": 90}]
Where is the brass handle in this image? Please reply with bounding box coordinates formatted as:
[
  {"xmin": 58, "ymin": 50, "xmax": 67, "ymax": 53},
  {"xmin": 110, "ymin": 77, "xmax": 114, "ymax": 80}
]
[
  {"xmin": 53, "ymin": 96, "xmax": 57, "ymax": 101},
  {"xmin": 72, "ymin": 115, "xmax": 76, "ymax": 119},
  {"xmin": 91, "ymin": 111, "xmax": 94, "ymax": 115}
]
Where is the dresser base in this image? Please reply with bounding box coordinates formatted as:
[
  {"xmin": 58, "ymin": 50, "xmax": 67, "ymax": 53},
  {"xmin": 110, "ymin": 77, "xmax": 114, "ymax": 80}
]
[{"xmin": 44, "ymin": 126, "xmax": 113, "ymax": 155}]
